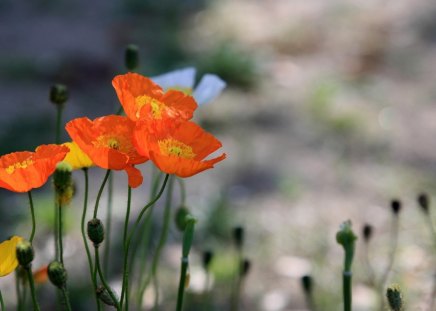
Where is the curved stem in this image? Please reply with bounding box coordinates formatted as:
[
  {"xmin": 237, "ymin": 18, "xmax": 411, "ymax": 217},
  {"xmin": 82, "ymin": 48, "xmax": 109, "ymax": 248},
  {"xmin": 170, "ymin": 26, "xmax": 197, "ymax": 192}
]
[
  {"xmin": 58, "ymin": 201, "xmax": 64, "ymax": 264},
  {"xmin": 25, "ymin": 267, "xmax": 40, "ymax": 311},
  {"xmin": 80, "ymin": 169, "xmax": 100, "ymax": 310},
  {"xmin": 0, "ymin": 289, "xmax": 4, "ymax": 311},
  {"xmin": 27, "ymin": 191, "xmax": 36, "ymax": 243},
  {"xmin": 176, "ymin": 258, "xmax": 189, "ymax": 311},
  {"xmin": 103, "ymin": 173, "xmax": 114, "ymax": 277},
  {"xmin": 95, "ymin": 247, "xmax": 121, "ymax": 310},
  {"xmin": 120, "ymin": 186, "xmax": 132, "ymax": 310},
  {"xmin": 120, "ymin": 174, "xmax": 170, "ymax": 310},
  {"xmin": 93, "ymin": 170, "xmax": 111, "ymax": 219}
]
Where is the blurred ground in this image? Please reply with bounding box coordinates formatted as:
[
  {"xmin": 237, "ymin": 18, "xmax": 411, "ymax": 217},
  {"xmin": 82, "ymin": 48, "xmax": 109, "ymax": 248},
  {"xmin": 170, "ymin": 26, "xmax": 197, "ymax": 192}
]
[{"xmin": 1, "ymin": 0, "xmax": 436, "ymax": 310}]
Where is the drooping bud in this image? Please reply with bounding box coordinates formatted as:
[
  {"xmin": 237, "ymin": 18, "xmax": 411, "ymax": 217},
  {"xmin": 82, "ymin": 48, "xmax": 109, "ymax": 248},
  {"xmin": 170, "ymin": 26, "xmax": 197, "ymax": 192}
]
[
  {"xmin": 386, "ymin": 284, "xmax": 403, "ymax": 311},
  {"xmin": 336, "ymin": 220, "xmax": 357, "ymax": 271},
  {"xmin": 125, "ymin": 44, "xmax": 139, "ymax": 71},
  {"xmin": 362, "ymin": 224, "xmax": 373, "ymax": 242},
  {"xmin": 16, "ymin": 240, "xmax": 34, "ymax": 267},
  {"xmin": 50, "ymin": 84, "xmax": 69, "ymax": 106},
  {"xmin": 54, "ymin": 162, "xmax": 74, "ymax": 205},
  {"xmin": 48, "ymin": 261, "xmax": 67, "ymax": 289},
  {"xmin": 301, "ymin": 275, "xmax": 313, "ymax": 295},
  {"xmin": 175, "ymin": 206, "xmax": 190, "ymax": 231},
  {"xmin": 232, "ymin": 226, "xmax": 244, "ymax": 250},
  {"xmin": 390, "ymin": 200, "xmax": 402, "ymax": 215},
  {"xmin": 96, "ymin": 286, "xmax": 119, "ymax": 307},
  {"xmin": 87, "ymin": 218, "xmax": 105, "ymax": 247},
  {"xmin": 417, "ymin": 193, "xmax": 429, "ymax": 214},
  {"xmin": 202, "ymin": 250, "xmax": 214, "ymax": 271}
]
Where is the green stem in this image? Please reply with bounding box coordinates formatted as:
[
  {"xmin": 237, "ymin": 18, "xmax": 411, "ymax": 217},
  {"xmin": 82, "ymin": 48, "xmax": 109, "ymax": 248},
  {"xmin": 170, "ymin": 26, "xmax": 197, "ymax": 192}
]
[
  {"xmin": 61, "ymin": 288, "xmax": 72, "ymax": 311},
  {"xmin": 95, "ymin": 247, "xmax": 121, "ymax": 310},
  {"xmin": 135, "ymin": 170, "xmax": 162, "ymax": 307},
  {"xmin": 58, "ymin": 201, "xmax": 64, "ymax": 264},
  {"xmin": 120, "ymin": 186, "xmax": 132, "ymax": 310},
  {"xmin": 54, "ymin": 200, "xmax": 59, "ymax": 261},
  {"xmin": 15, "ymin": 271, "xmax": 23, "ymax": 311},
  {"xmin": 80, "ymin": 169, "xmax": 101, "ymax": 310},
  {"xmin": 150, "ymin": 176, "xmax": 174, "ymax": 310},
  {"xmin": 120, "ymin": 174, "xmax": 170, "ymax": 310},
  {"xmin": 176, "ymin": 258, "xmax": 189, "ymax": 311},
  {"xmin": 0, "ymin": 289, "xmax": 4, "ymax": 311},
  {"xmin": 176, "ymin": 177, "xmax": 186, "ymax": 206},
  {"xmin": 343, "ymin": 271, "xmax": 352, "ymax": 311},
  {"xmin": 103, "ymin": 173, "xmax": 114, "ymax": 277},
  {"xmin": 25, "ymin": 268, "xmax": 40, "ymax": 311},
  {"xmin": 27, "ymin": 191, "xmax": 36, "ymax": 243},
  {"xmin": 55, "ymin": 104, "xmax": 63, "ymax": 144},
  {"xmin": 93, "ymin": 170, "xmax": 111, "ymax": 218}
]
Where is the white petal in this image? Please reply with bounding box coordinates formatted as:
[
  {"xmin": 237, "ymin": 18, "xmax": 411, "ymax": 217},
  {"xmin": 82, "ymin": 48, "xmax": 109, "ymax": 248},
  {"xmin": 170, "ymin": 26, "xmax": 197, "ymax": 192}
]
[
  {"xmin": 193, "ymin": 74, "xmax": 227, "ymax": 105},
  {"xmin": 151, "ymin": 67, "xmax": 196, "ymax": 91}
]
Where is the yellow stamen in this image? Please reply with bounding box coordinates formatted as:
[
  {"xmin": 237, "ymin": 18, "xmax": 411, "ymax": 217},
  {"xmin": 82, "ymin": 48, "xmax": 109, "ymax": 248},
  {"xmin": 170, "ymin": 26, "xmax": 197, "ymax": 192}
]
[
  {"xmin": 158, "ymin": 138, "xmax": 195, "ymax": 159},
  {"xmin": 135, "ymin": 95, "xmax": 165, "ymax": 119},
  {"xmin": 95, "ymin": 136, "xmax": 121, "ymax": 150},
  {"xmin": 5, "ymin": 159, "xmax": 33, "ymax": 174}
]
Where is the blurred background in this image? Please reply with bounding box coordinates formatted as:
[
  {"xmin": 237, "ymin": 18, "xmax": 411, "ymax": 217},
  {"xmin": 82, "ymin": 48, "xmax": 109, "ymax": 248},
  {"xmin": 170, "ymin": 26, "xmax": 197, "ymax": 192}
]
[{"xmin": 1, "ymin": 0, "xmax": 436, "ymax": 310}]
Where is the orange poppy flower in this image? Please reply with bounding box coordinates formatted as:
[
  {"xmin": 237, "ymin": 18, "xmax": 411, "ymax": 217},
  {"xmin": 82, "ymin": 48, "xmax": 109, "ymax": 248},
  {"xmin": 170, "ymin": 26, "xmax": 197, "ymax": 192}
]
[
  {"xmin": 134, "ymin": 121, "xmax": 226, "ymax": 177},
  {"xmin": 65, "ymin": 115, "xmax": 148, "ymax": 188},
  {"xmin": 0, "ymin": 145, "xmax": 69, "ymax": 192},
  {"xmin": 112, "ymin": 73, "xmax": 198, "ymax": 123}
]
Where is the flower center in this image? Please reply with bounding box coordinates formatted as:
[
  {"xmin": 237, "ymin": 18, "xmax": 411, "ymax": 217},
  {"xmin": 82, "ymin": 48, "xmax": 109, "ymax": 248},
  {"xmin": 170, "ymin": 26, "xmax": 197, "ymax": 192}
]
[
  {"xmin": 135, "ymin": 95, "xmax": 165, "ymax": 119},
  {"xmin": 5, "ymin": 159, "xmax": 33, "ymax": 174},
  {"xmin": 95, "ymin": 136, "xmax": 121, "ymax": 150},
  {"xmin": 158, "ymin": 138, "xmax": 196, "ymax": 159}
]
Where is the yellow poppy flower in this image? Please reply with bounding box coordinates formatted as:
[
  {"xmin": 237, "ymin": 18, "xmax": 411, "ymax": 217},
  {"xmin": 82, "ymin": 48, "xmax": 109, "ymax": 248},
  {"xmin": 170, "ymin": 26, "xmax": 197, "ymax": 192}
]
[
  {"xmin": 62, "ymin": 141, "xmax": 94, "ymax": 170},
  {"xmin": 0, "ymin": 236, "xmax": 23, "ymax": 277}
]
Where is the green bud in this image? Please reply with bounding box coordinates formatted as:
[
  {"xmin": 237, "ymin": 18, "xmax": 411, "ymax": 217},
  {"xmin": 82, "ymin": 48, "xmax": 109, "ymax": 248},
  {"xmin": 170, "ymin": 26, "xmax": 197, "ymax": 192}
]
[
  {"xmin": 48, "ymin": 261, "xmax": 67, "ymax": 289},
  {"xmin": 301, "ymin": 275, "xmax": 313, "ymax": 295},
  {"xmin": 16, "ymin": 240, "xmax": 34, "ymax": 267},
  {"xmin": 54, "ymin": 162, "xmax": 73, "ymax": 205},
  {"xmin": 386, "ymin": 284, "xmax": 403, "ymax": 311},
  {"xmin": 175, "ymin": 206, "xmax": 190, "ymax": 231},
  {"xmin": 182, "ymin": 216, "xmax": 196, "ymax": 258},
  {"xmin": 232, "ymin": 226, "xmax": 244, "ymax": 250},
  {"xmin": 125, "ymin": 44, "xmax": 139, "ymax": 71},
  {"xmin": 50, "ymin": 84, "xmax": 69, "ymax": 106},
  {"xmin": 336, "ymin": 220, "xmax": 357, "ymax": 271},
  {"xmin": 96, "ymin": 286, "xmax": 119, "ymax": 307},
  {"xmin": 87, "ymin": 218, "xmax": 105, "ymax": 247}
]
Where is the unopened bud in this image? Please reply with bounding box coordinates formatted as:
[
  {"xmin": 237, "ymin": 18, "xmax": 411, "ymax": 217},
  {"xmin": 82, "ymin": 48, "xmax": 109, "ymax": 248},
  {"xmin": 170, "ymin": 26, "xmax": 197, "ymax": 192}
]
[
  {"xmin": 362, "ymin": 224, "xmax": 373, "ymax": 242},
  {"xmin": 301, "ymin": 275, "xmax": 313, "ymax": 295},
  {"xmin": 417, "ymin": 193, "xmax": 429, "ymax": 213},
  {"xmin": 390, "ymin": 200, "xmax": 402, "ymax": 215},
  {"xmin": 336, "ymin": 220, "xmax": 357, "ymax": 271},
  {"xmin": 54, "ymin": 162, "xmax": 73, "ymax": 205},
  {"xmin": 202, "ymin": 250, "xmax": 214, "ymax": 270},
  {"xmin": 48, "ymin": 261, "xmax": 67, "ymax": 289},
  {"xmin": 87, "ymin": 218, "xmax": 104, "ymax": 246},
  {"xmin": 232, "ymin": 226, "xmax": 244, "ymax": 250},
  {"xmin": 16, "ymin": 240, "xmax": 34, "ymax": 267},
  {"xmin": 175, "ymin": 206, "xmax": 190, "ymax": 231},
  {"xmin": 386, "ymin": 284, "xmax": 403, "ymax": 311},
  {"xmin": 125, "ymin": 44, "xmax": 139, "ymax": 71},
  {"xmin": 96, "ymin": 286, "xmax": 119, "ymax": 307},
  {"xmin": 50, "ymin": 84, "xmax": 69, "ymax": 106}
]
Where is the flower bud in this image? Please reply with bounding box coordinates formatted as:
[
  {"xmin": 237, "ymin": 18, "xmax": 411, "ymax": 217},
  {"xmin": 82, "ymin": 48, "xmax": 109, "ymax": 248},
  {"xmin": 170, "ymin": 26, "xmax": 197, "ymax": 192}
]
[
  {"xmin": 386, "ymin": 284, "xmax": 403, "ymax": 311},
  {"xmin": 301, "ymin": 275, "xmax": 313, "ymax": 295},
  {"xmin": 390, "ymin": 199, "xmax": 402, "ymax": 215},
  {"xmin": 125, "ymin": 44, "xmax": 139, "ymax": 71},
  {"xmin": 87, "ymin": 218, "xmax": 105, "ymax": 247},
  {"xmin": 175, "ymin": 206, "xmax": 190, "ymax": 231},
  {"xmin": 96, "ymin": 286, "xmax": 119, "ymax": 307},
  {"xmin": 417, "ymin": 193, "xmax": 429, "ymax": 213},
  {"xmin": 48, "ymin": 261, "xmax": 67, "ymax": 289},
  {"xmin": 16, "ymin": 240, "xmax": 34, "ymax": 267},
  {"xmin": 202, "ymin": 250, "xmax": 214, "ymax": 271},
  {"xmin": 232, "ymin": 226, "xmax": 244, "ymax": 250},
  {"xmin": 50, "ymin": 84, "xmax": 69, "ymax": 106},
  {"xmin": 362, "ymin": 224, "xmax": 373, "ymax": 242},
  {"xmin": 336, "ymin": 220, "xmax": 357, "ymax": 271},
  {"xmin": 54, "ymin": 162, "xmax": 74, "ymax": 205}
]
